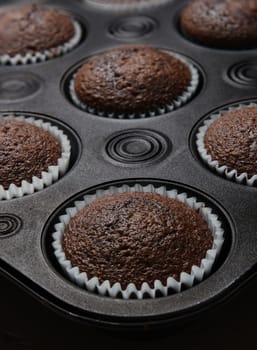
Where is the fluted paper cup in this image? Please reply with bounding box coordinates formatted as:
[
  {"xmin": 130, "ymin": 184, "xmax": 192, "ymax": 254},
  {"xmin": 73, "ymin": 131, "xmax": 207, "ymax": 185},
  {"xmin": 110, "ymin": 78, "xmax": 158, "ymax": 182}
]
[
  {"xmin": 52, "ymin": 183, "xmax": 224, "ymax": 299},
  {"xmin": 0, "ymin": 113, "xmax": 71, "ymax": 200},
  {"xmin": 69, "ymin": 52, "xmax": 199, "ymax": 119},
  {"xmin": 196, "ymin": 102, "xmax": 257, "ymax": 186},
  {"xmin": 0, "ymin": 21, "xmax": 82, "ymax": 65}
]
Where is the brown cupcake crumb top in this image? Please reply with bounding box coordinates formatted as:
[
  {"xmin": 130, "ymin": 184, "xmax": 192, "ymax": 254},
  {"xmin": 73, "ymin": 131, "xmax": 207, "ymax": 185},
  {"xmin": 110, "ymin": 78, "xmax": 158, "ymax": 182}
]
[
  {"xmin": 0, "ymin": 120, "xmax": 61, "ymax": 189},
  {"xmin": 0, "ymin": 5, "xmax": 75, "ymax": 56},
  {"xmin": 74, "ymin": 45, "xmax": 191, "ymax": 115},
  {"xmin": 63, "ymin": 192, "xmax": 213, "ymax": 289},
  {"xmin": 204, "ymin": 107, "xmax": 257, "ymax": 177},
  {"xmin": 181, "ymin": 0, "xmax": 257, "ymax": 49}
]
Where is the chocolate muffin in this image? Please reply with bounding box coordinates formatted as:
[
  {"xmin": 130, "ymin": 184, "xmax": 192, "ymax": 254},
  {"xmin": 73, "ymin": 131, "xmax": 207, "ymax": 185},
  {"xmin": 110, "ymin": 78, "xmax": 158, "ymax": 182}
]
[
  {"xmin": 0, "ymin": 120, "xmax": 61, "ymax": 189},
  {"xmin": 0, "ymin": 5, "xmax": 75, "ymax": 56},
  {"xmin": 204, "ymin": 107, "xmax": 257, "ymax": 177},
  {"xmin": 63, "ymin": 192, "xmax": 213, "ymax": 289},
  {"xmin": 180, "ymin": 0, "xmax": 257, "ymax": 49},
  {"xmin": 74, "ymin": 45, "xmax": 192, "ymax": 115}
]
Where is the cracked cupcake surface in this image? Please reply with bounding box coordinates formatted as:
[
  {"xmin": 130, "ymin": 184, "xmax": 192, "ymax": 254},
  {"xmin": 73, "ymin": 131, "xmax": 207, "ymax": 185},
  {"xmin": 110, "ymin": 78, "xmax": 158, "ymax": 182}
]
[
  {"xmin": 63, "ymin": 192, "xmax": 213, "ymax": 289},
  {"xmin": 0, "ymin": 120, "xmax": 61, "ymax": 190},
  {"xmin": 204, "ymin": 107, "xmax": 257, "ymax": 177},
  {"xmin": 0, "ymin": 4, "xmax": 75, "ymax": 56},
  {"xmin": 74, "ymin": 45, "xmax": 191, "ymax": 115},
  {"xmin": 181, "ymin": 0, "xmax": 257, "ymax": 49}
]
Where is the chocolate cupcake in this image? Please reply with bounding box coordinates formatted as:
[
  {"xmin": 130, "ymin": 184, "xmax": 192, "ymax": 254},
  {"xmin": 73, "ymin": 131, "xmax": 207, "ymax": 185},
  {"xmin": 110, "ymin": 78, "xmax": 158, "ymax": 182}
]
[
  {"xmin": 53, "ymin": 184, "xmax": 224, "ymax": 299},
  {"xmin": 0, "ymin": 114, "xmax": 71, "ymax": 200},
  {"xmin": 70, "ymin": 45, "xmax": 199, "ymax": 118},
  {"xmin": 196, "ymin": 103, "xmax": 257, "ymax": 186},
  {"xmin": 0, "ymin": 5, "xmax": 82, "ymax": 65},
  {"xmin": 180, "ymin": 0, "xmax": 257, "ymax": 49}
]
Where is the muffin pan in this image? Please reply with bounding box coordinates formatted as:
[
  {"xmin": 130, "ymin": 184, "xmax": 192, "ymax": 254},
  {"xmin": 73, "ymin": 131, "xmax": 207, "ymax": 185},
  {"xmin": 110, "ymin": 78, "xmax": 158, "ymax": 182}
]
[{"xmin": 0, "ymin": 0, "xmax": 257, "ymax": 331}]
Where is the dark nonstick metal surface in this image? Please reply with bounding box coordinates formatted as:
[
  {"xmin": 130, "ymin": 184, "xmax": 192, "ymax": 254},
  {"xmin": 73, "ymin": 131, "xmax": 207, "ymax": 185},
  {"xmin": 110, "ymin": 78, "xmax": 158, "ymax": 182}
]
[
  {"xmin": 0, "ymin": 0, "xmax": 257, "ymax": 334},
  {"xmin": 1, "ymin": 269, "xmax": 257, "ymax": 350}
]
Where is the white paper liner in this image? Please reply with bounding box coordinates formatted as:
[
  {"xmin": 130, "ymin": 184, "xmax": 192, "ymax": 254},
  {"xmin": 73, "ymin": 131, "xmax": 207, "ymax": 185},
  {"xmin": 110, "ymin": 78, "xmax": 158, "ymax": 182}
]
[
  {"xmin": 85, "ymin": 0, "xmax": 172, "ymax": 11},
  {"xmin": 52, "ymin": 183, "xmax": 224, "ymax": 299},
  {"xmin": 196, "ymin": 102, "xmax": 257, "ymax": 186},
  {"xmin": 69, "ymin": 51, "xmax": 199, "ymax": 119},
  {"xmin": 0, "ymin": 21, "xmax": 82, "ymax": 65},
  {"xmin": 0, "ymin": 114, "xmax": 71, "ymax": 200}
]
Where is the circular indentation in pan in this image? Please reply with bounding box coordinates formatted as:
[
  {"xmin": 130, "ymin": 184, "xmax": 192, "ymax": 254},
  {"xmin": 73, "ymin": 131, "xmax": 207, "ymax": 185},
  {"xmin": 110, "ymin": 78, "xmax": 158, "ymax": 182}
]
[
  {"xmin": 0, "ymin": 214, "xmax": 22, "ymax": 237},
  {"xmin": 228, "ymin": 61, "xmax": 257, "ymax": 87},
  {"xmin": 109, "ymin": 16, "xmax": 157, "ymax": 39},
  {"xmin": 43, "ymin": 179, "xmax": 232, "ymax": 300},
  {"xmin": 0, "ymin": 73, "xmax": 42, "ymax": 102},
  {"xmin": 105, "ymin": 129, "xmax": 171, "ymax": 166},
  {"xmin": 87, "ymin": 0, "xmax": 173, "ymax": 10}
]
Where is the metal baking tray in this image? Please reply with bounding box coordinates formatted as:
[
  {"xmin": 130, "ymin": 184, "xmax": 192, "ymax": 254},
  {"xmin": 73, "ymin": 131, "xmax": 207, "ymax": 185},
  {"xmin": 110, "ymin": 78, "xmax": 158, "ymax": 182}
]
[{"xmin": 0, "ymin": 0, "xmax": 257, "ymax": 332}]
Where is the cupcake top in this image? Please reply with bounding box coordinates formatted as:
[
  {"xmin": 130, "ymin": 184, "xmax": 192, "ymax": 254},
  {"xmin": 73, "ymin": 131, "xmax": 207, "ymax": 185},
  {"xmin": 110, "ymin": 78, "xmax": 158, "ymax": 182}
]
[
  {"xmin": 63, "ymin": 192, "xmax": 213, "ymax": 289},
  {"xmin": 74, "ymin": 45, "xmax": 192, "ymax": 115},
  {"xmin": 180, "ymin": 0, "xmax": 257, "ymax": 49},
  {"xmin": 204, "ymin": 107, "xmax": 257, "ymax": 177},
  {"xmin": 0, "ymin": 5, "xmax": 75, "ymax": 56},
  {"xmin": 0, "ymin": 120, "xmax": 61, "ymax": 189}
]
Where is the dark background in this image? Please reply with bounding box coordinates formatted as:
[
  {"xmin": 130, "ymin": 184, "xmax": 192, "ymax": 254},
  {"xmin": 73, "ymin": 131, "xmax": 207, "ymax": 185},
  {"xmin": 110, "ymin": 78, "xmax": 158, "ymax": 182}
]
[{"xmin": 0, "ymin": 271, "xmax": 257, "ymax": 349}]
